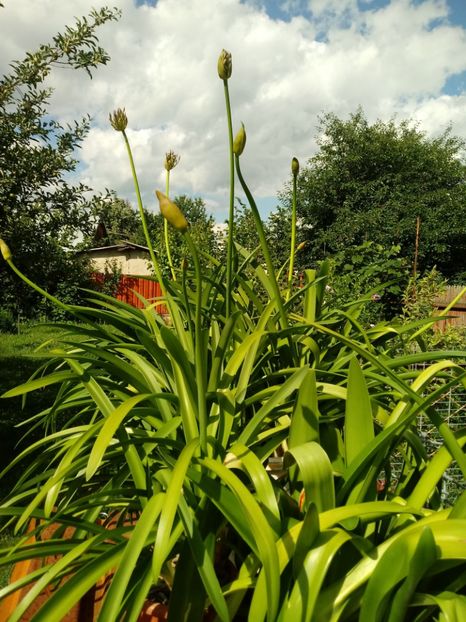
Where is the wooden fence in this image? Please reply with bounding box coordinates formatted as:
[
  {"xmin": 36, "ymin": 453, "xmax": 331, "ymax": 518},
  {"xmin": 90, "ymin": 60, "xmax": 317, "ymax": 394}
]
[
  {"xmin": 92, "ymin": 273, "xmax": 168, "ymax": 315},
  {"xmin": 434, "ymin": 285, "xmax": 466, "ymax": 331},
  {"xmin": 116, "ymin": 276, "xmax": 167, "ymax": 314}
]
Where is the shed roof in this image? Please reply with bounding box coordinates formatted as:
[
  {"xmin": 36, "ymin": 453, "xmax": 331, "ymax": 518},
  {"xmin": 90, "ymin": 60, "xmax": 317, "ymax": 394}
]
[{"xmin": 77, "ymin": 242, "xmax": 149, "ymax": 254}]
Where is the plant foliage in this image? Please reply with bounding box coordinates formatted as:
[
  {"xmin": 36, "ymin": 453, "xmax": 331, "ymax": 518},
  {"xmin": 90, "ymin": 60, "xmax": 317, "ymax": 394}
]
[{"xmin": 0, "ymin": 49, "xmax": 465, "ymax": 622}]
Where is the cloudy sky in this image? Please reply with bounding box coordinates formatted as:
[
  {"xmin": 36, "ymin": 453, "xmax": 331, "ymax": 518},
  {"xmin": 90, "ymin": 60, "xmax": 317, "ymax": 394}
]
[{"xmin": 2, "ymin": 0, "xmax": 466, "ymax": 220}]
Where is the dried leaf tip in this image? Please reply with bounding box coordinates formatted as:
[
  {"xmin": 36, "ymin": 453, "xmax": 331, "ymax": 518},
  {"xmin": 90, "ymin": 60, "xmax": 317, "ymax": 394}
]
[
  {"xmin": 233, "ymin": 123, "xmax": 246, "ymax": 156},
  {"xmin": 109, "ymin": 108, "xmax": 128, "ymax": 132},
  {"xmin": 164, "ymin": 150, "xmax": 180, "ymax": 171},
  {"xmin": 155, "ymin": 190, "xmax": 189, "ymax": 232},
  {"xmin": 217, "ymin": 49, "xmax": 232, "ymax": 80},
  {"xmin": 0, "ymin": 238, "xmax": 12, "ymax": 262}
]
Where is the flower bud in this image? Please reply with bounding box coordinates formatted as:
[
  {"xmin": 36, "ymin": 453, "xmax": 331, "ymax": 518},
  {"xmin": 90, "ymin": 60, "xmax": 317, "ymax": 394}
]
[
  {"xmin": 217, "ymin": 49, "xmax": 232, "ymax": 80},
  {"xmin": 233, "ymin": 123, "xmax": 246, "ymax": 156},
  {"xmin": 0, "ymin": 238, "xmax": 12, "ymax": 262},
  {"xmin": 297, "ymin": 241, "xmax": 306, "ymax": 251},
  {"xmin": 155, "ymin": 190, "xmax": 189, "ymax": 232},
  {"xmin": 164, "ymin": 150, "xmax": 180, "ymax": 171},
  {"xmin": 109, "ymin": 108, "xmax": 128, "ymax": 132},
  {"xmin": 291, "ymin": 157, "xmax": 299, "ymax": 177}
]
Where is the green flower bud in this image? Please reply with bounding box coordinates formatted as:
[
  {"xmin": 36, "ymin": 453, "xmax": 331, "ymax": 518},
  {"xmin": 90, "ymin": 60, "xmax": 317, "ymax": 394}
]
[
  {"xmin": 164, "ymin": 150, "xmax": 180, "ymax": 171},
  {"xmin": 233, "ymin": 123, "xmax": 246, "ymax": 156},
  {"xmin": 109, "ymin": 108, "xmax": 128, "ymax": 132},
  {"xmin": 156, "ymin": 190, "xmax": 189, "ymax": 232},
  {"xmin": 0, "ymin": 238, "xmax": 12, "ymax": 262},
  {"xmin": 291, "ymin": 157, "xmax": 299, "ymax": 177},
  {"xmin": 217, "ymin": 49, "xmax": 232, "ymax": 80}
]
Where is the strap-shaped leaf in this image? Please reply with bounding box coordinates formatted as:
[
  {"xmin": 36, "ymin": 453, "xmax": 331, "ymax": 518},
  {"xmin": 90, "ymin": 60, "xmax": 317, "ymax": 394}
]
[
  {"xmin": 227, "ymin": 442, "xmax": 281, "ymax": 534},
  {"xmin": 360, "ymin": 527, "xmax": 437, "ymax": 622},
  {"xmin": 152, "ymin": 439, "xmax": 199, "ymax": 582},
  {"xmin": 98, "ymin": 494, "xmax": 165, "ymax": 622},
  {"xmin": 284, "ymin": 442, "xmax": 335, "ymax": 513},
  {"xmin": 345, "ymin": 357, "xmax": 374, "ymax": 466},
  {"xmin": 86, "ymin": 393, "xmax": 151, "ymax": 480}
]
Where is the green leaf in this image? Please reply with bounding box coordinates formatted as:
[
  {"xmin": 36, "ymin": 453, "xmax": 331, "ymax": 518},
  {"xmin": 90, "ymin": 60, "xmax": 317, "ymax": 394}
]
[
  {"xmin": 1, "ymin": 371, "xmax": 75, "ymax": 398},
  {"xmin": 98, "ymin": 494, "xmax": 164, "ymax": 622},
  {"xmin": 86, "ymin": 393, "xmax": 151, "ymax": 480},
  {"xmin": 345, "ymin": 357, "xmax": 374, "ymax": 466},
  {"xmin": 284, "ymin": 442, "xmax": 335, "ymax": 513},
  {"xmin": 200, "ymin": 457, "xmax": 281, "ymax": 622},
  {"xmin": 152, "ymin": 439, "xmax": 199, "ymax": 582},
  {"xmin": 238, "ymin": 367, "xmax": 308, "ymax": 445}
]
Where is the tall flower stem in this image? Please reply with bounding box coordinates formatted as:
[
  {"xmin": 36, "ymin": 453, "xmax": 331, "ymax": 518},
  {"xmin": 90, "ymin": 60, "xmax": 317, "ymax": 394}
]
[
  {"xmin": 185, "ymin": 233, "xmax": 207, "ymax": 454},
  {"xmin": 287, "ymin": 165, "xmax": 298, "ymax": 301},
  {"xmin": 164, "ymin": 168, "xmax": 176, "ymax": 281},
  {"xmin": 235, "ymin": 155, "xmax": 288, "ymax": 331},
  {"xmin": 121, "ymin": 130, "xmax": 164, "ymax": 291},
  {"xmin": 223, "ymin": 79, "xmax": 235, "ymax": 319}
]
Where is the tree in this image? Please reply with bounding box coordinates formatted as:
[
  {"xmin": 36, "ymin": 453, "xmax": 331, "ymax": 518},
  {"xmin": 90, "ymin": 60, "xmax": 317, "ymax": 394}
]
[
  {"xmin": 81, "ymin": 195, "xmax": 142, "ymax": 248},
  {"xmin": 0, "ymin": 7, "xmax": 120, "ymax": 316},
  {"xmin": 282, "ymin": 110, "xmax": 466, "ymax": 282}
]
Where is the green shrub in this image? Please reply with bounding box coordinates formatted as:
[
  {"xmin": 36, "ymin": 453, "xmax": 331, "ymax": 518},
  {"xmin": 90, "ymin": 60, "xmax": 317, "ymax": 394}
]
[{"xmin": 0, "ymin": 308, "xmax": 15, "ymax": 333}]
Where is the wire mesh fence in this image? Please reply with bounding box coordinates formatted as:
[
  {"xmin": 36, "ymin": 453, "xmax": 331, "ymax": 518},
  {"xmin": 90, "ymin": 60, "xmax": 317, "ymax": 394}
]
[{"xmin": 391, "ymin": 363, "xmax": 466, "ymax": 506}]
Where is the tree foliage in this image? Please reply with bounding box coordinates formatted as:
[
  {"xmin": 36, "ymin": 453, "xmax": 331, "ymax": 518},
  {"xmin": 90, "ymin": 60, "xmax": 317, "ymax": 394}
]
[
  {"xmin": 283, "ymin": 109, "xmax": 466, "ymax": 282},
  {"xmin": 0, "ymin": 7, "xmax": 120, "ymax": 315},
  {"xmin": 83, "ymin": 193, "xmax": 219, "ymax": 277}
]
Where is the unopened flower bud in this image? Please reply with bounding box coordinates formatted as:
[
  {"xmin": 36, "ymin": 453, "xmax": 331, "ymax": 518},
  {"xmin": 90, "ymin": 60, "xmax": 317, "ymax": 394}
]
[
  {"xmin": 155, "ymin": 190, "xmax": 189, "ymax": 232},
  {"xmin": 297, "ymin": 241, "xmax": 306, "ymax": 251},
  {"xmin": 0, "ymin": 239, "xmax": 12, "ymax": 262},
  {"xmin": 217, "ymin": 49, "xmax": 232, "ymax": 80},
  {"xmin": 233, "ymin": 123, "xmax": 246, "ymax": 156},
  {"xmin": 109, "ymin": 108, "xmax": 128, "ymax": 132},
  {"xmin": 164, "ymin": 150, "xmax": 180, "ymax": 171},
  {"xmin": 292, "ymin": 157, "xmax": 299, "ymax": 177}
]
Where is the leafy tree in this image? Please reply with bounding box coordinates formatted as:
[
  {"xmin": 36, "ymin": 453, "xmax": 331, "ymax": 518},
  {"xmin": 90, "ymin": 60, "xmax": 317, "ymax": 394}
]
[
  {"xmin": 0, "ymin": 7, "xmax": 120, "ymax": 316},
  {"xmin": 324, "ymin": 241, "xmax": 409, "ymax": 324},
  {"xmin": 282, "ymin": 109, "xmax": 466, "ymax": 282},
  {"xmin": 81, "ymin": 195, "xmax": 142, "ymax": 247}
]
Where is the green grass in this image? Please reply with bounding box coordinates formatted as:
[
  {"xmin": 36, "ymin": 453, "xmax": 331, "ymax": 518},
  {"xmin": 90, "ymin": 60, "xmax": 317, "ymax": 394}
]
[
  {"xmin": 0, "ymin": 324, "xmax": 70, "ymax": 588},
  {"xmin": 0, "ymin": 323, "xmax": 69, "ymax": 499},
  {"xmin": 0, "ymin": 323, "xmax": 68, "ymax": 358}
]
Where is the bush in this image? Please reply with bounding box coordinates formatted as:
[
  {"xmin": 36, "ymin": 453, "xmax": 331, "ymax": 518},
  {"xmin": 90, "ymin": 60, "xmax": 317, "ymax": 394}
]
[{"xmin": 0, "ymin": 308, "xmax": 15, "ymax": 333}]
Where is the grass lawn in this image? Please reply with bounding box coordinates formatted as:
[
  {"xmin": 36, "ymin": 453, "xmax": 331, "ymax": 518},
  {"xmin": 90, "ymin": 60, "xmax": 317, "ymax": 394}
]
[
  {"xmin": 0, "ymin": 323, "xmax": 70, "ymax": 495},
  {"xmin": 0, "ymin": 324, "xmax": 70, "ymax": 588}
]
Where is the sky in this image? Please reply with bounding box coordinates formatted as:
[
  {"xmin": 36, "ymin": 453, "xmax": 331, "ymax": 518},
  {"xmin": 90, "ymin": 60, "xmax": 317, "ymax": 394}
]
[{"xmin": 2, "ymin": 0, "xmax": 466, "ymax": 221}]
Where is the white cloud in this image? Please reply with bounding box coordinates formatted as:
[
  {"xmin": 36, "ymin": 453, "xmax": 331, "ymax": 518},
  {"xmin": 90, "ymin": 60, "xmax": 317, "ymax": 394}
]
[{"xmin": 1, "ymin": 0, "xmax": 466, "ymax": 220}]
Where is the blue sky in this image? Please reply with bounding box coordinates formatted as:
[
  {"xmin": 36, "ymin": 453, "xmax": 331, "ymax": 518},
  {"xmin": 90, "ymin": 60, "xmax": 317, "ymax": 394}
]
[{"xmin": 2, "ymin": 0, "xmax": 466, "ymax": 220}]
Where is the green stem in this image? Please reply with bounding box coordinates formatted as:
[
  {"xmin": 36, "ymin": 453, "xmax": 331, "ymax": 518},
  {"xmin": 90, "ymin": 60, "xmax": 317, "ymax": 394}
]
[
  {"xmin": 287, "ymin": 174, "xmax": 297, "ymax": 301},
  {"xmin": 122, "ymin": 130, "xmax": 164, "ymax": 290},
  {"xmin": 185, "ymin": 233, "xmax": 207, "ymax": 454},
  {"xmin": 234, "ymin": 155, "xmax": 288, "ymax": 331},
  {"xmin": 164, "ymin": 169, "xmax": 176, "ymax": 281},
  {"xmin": 223, "ymin": 79, "xmax": 235, "ymax": 319}
]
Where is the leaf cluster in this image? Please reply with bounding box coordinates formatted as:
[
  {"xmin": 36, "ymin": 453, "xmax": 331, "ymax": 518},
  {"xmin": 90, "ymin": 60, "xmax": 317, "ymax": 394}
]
[{"xmin": 0, "ymin": 7, "xmax": 120, "ymax": 316}]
